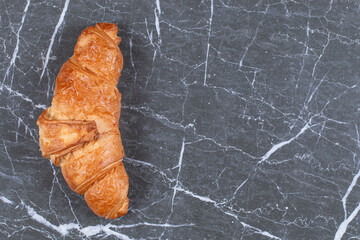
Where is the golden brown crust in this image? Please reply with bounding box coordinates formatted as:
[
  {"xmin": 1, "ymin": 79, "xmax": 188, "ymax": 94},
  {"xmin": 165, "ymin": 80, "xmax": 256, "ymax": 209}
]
[
  {"xmin": 84, "ymin": 162, "xmax": 129, "ymax": 219},
  {"xmin": 37, "ymin": 23, "xmax": 129, "ymax": 219},
  {"xmin": 60, "ymin": 133, "xmax": 124, "ymax": 192}
]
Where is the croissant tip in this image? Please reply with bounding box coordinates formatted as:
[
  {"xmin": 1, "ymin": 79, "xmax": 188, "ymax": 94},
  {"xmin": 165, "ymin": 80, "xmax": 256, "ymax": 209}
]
[{"xmin": 95, "ymin": 22, "xmax": 121, "ymax": 45}]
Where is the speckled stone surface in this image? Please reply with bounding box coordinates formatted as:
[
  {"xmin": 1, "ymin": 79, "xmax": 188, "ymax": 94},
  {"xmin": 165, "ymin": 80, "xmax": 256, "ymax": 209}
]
[{"xmin": 1, "ymin": 0, "xmax": 360, "ymax": 239}]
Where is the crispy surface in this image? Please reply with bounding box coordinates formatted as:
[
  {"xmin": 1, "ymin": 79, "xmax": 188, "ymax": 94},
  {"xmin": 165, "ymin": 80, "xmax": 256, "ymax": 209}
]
[{"xmin": 37, "ymin": 23, "xmax": 128, "ymax": 219}]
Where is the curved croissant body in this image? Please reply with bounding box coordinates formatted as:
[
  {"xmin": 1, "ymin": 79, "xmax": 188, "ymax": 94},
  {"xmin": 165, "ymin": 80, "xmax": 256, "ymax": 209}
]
[{"xmin": 37, "ymin": 23, "xmax": 129, "ymax": 219}]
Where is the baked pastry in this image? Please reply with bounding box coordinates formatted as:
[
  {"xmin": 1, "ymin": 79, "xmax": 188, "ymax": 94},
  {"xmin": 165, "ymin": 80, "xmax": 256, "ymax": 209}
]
[{"xmin": 37, "ymin": 23, "xmax": 129, "ymax": 219}]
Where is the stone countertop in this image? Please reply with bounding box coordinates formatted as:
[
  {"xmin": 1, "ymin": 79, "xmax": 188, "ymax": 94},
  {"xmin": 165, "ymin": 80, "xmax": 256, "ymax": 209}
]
[{"xmin": 1, "ymin": 0, "xmax": 359, "ymax": 239}]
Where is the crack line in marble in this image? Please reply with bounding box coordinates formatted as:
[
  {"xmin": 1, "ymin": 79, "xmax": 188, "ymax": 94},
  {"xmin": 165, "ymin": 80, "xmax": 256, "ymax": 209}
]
[
  {"xmin": 124, "ymin": 154, "xmax": 286, "ymax": 238},
  {"xmin": 0, "ymin": 196, "xmax": 14, "ymax": 205},
  {"xmin": 145, "ymin": 49, "xmax": 157, "ymax": 87},
  {"xmin": 144, "ymin": 17, "xmax": 155, "ymax": 47},
  {"xmin": 342, "ymin": 168, "xmax": 360, "ymax": 219},
  {"xmin": 0, "ymin": 106, "xmax": 38, "ymax": 144},
  {"xmin": 334, "ymin": 167, "xmax": 360, "ymax": 239},
  {"xmin": 129, "ymin": 32, "xmax": 137, "ymax": 86},
  {"xmin": 1, "ymin": 0, "xmax": 30, "ymax": 87},
  {"xmin": 259, "ymin": 123, "xmax": 310, "ymax": 164},
  {"xmin": 0, "ymin": 170, "xmax": 22, "ymax": 184},
  {"xmin": 170, "ymin": 138, "xmax": 186, "ymax": 213},
  {"xmin": 124, "ymin": 157, "xmax": 174, "ymax": 185},
  {"xmin": 296, "ymin": 8, "xmax": 311, "ymax": 89},
  {"xmin": 304, "ymin": 74, "xmax": 326, "ymax": 111},
  {"xmin": 311, "ymin": 32, "xmax": 330, "ymax": 80},
  {"xmin": 1, "ymin": 85, "xmax": 46, "ymax": 110},
  {"xmin": 39, "ymin": 0, "xmax": 70, "ymax": 83},
  {"xmin": 2, "ymin": 140, "xmax": 15, "ymax": 175},
  {"xmin": 238, "ymin": 7, "xmax": 267, "ymax": 70},
  {"xmin": 0, "ymin": 197, "xmax": 194, "ymax": 238},
  {"xmin": 154, "ymin": 0, "xmax": 161, "ymax": 45},
  {"xmin": 334, "ymin": 203, "xmax": 360, "ymax": 240},
  {"xmin": 175, "ymin": 186, "xmax": 281, "ymax": 240},
  {"xmin": 47, "ymin": 159, "xmax": 81, "ymax": 227},
  {"xmin": 203, "ymin": 0, "xmax": 213, "ymax": 86}
]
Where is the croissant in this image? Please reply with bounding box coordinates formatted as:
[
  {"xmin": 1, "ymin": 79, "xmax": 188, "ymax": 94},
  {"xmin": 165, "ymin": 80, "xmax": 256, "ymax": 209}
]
[{"xmin": 37, "ymin": 23, "xmax": 129, "ymax": 219}]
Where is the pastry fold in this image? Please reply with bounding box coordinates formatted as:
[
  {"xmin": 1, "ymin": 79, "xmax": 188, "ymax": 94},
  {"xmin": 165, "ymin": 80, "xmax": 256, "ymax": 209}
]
[{"xmin": 37, "ymin": 108, "xmax": 99, "ymax": 166}]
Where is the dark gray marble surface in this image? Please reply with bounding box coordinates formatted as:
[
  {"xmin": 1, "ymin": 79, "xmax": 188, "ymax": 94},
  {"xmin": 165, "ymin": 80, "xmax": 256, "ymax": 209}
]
[{"xmin": 1, "ymin": 0, "xmax": 360, "ymax": 239}]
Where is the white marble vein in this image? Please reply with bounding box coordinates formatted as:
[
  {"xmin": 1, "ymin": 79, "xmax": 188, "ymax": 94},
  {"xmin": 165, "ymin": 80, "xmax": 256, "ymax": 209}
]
[
  {"xmin": 0, "ymin": 106, "xmax": 38, "ymax": 143},
  {"xmin": 334, "ymin": 167, "xmax": 360, "ymax": 239},
  {"xmin": 175, "ymin": 186, "xmax": 281, "ymax": 239},
  {"xmin": 334, "ymin": 203, "xmax": 360, "ymax": 240},
  {"xmin": 1, "ymin": 197, "xmax": 193, "ymax": 239},
  {"xmin": 192, "ymin": 129, "xmax": 257, "ymax": 159},
  {"xmin": 124, "ymin": 157, "xmax": 174, "ymax": 185},
  {"xmin": 1, "ymin": 0, "xmax": 30, "ymax": 87},
  {"xmin": 175, "ymin": 186, "xmax": 217, "ymax": 204},
  {"xmin": 26, "ymin": 204, "xmax": 77, "ymax": 236},
  {"xmin": 238, "ymin": 13, "xmax": 265, "ymax": 69},
  {"xmin": 296, "ymin": 8, "xmax": 311, "ymax": 88},
  {"xmin": 144, "ymin": 17, "xmax": 155, "ymax": 47},
  {"xmin": 122, "ymin": 105, "xmax": 191, "ymax": 130},
  {"xmin": 203, "ymin": 0, "xmax": 213, "ymax": 86},
  {"xmin": 48, "ymin": 159, "xmax": 81, "ymax": 227},
  {"xmin": 39, "ymin": 0, "xmax": 70, "ymax": 82},
  {"xmin": 259, "ymin": 123, "xmax": 310, "ymax": 164},
  {"xmin": 129, "ymin": 34, "xmax": 137, "ymax": 86},
  {"xmin": 304, "ymin": 74, "xmax": 326, "ymax": 110},
  {"xmin": 0, "ymin": 196, "xmax": 14, "ymax": 205},
  {"xmin": 342, "ymin": 168, "xmax": 360, "ymax": 219},
  {"xmin": 2, "ymin": 85, "xmax": 46, "ymax": 110},
  {"xmin": 154, "ymin": 0, "xmax": 161, "ymax": 45},
  {"xmin": 170, "ymin": 138, "xmax": 185, "ymax": 212},
  {"xmin": 2, "ymin": 140, "xmax": 14, "ymax": 174},
  {"xmin": 311, "ymin": 32, "xmax": 330, "ymax": 79}
]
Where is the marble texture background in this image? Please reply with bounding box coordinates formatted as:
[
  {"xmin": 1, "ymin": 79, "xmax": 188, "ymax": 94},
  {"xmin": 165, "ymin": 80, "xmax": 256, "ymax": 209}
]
[{"xmin": 1, "ymin": 0, "xmax": 360, "ymax": 239}]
